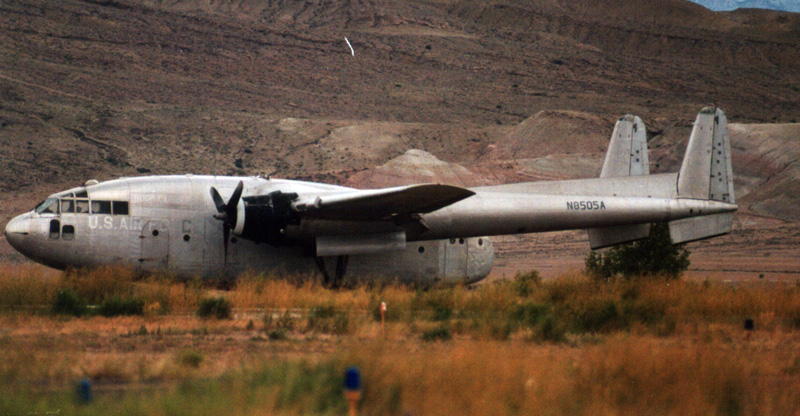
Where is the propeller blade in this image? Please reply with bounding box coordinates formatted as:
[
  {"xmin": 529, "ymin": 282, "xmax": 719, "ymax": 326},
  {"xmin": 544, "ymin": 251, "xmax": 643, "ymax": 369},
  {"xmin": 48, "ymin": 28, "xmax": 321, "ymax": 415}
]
[
  {"xmin": 226, "ymin": 181, "xmax": 244, "ymax": 229},
  {"xmin": 209, "ymin": 187, "xmax": 226, "ymax": 214},
  {"xmin": 209, "ymin": 181, "xmax": 244, "ymax": 269},
  {"xmin": 223, "ymin": 223, "xmax": 230, "ymax": 267}
]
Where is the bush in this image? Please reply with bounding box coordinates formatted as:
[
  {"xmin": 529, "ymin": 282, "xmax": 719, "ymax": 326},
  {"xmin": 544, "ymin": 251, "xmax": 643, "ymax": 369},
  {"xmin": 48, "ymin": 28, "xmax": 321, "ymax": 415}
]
[
  {"xmin": 509, "ymin": 302, "xmax": 566, "ymax": 342},
  {"xmin": 422, "ymin": 324, "xmax": 452, "ymax": 342},
  {"xmin": 512, "ymin": 270, "xmax": 542, "ymax": 297},
  {"xmin": 197, "ymin": 297, "xmax": 232, "ymax": 319},
  {"xmin": 98, "ymin": 296, "xmax": 145, "ymax": 316},
  {"xmin": 176, "ymin": 349, "xmax": 204, "ymax": 368},
  {"xmin": 573, "ymin": 299, "xmax": 620, "ymax": 332},
  {"xmin": 306, "ymin": 306, "xmax": 350, "ymax": 334},
  {"xmin": 414, "ymin": 289, "xmax": 455, "ymax": 321},
  {"xmin": 585, "ymin": 223, "xmax": 690, "ymax": 280},
  {"xmin": 52, "ymin": 288, "xmax": 87, "ymax": 316}
]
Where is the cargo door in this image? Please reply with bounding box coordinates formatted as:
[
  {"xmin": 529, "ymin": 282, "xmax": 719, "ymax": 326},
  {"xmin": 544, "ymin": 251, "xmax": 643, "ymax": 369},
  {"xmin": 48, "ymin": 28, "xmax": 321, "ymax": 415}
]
[
  {"xmin": 139, "ymin": 220, "xmax": 169, "ymax": 269},
  {"xmin": 444, "ymin": 238, "xmax": 469, "ymax": 279}
]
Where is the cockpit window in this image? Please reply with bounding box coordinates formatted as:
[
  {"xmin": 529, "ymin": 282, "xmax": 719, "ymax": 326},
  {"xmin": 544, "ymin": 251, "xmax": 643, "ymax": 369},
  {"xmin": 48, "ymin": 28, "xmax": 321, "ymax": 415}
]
[
  {"xmin": 75, "ymin": 199, "xmax": 89, "ymax": 214},
  {"xmin": 60, "ymin": 199, "xmax": 75, "ymax": 213},
  {"xmin": 35, "ymin": 198, "xmax": 58, "ymax": 214},
  {"xmin": 91, "ymin": 200, "xmax": 112, "ymax": 214}
]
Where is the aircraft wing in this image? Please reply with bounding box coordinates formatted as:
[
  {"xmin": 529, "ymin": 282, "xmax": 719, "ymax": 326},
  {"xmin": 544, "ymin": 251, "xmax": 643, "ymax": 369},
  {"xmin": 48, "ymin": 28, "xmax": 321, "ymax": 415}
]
[{"xmin": 292, "ymin": 184, "xmax": 475, "ymax": 220}]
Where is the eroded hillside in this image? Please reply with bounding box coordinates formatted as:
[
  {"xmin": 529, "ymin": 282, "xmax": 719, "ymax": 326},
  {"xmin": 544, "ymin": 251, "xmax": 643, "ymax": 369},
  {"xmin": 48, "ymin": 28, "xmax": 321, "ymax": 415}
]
[{"xmin": 1, "ymin": 0, "xmax": 799, "ymax": 274}]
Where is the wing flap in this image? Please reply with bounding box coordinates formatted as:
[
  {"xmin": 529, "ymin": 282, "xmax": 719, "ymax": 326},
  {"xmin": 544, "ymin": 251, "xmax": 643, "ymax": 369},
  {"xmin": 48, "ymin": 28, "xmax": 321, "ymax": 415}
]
[{"xmin": 293, "ymin": 184, "xmax": 475, "ymax": 221}]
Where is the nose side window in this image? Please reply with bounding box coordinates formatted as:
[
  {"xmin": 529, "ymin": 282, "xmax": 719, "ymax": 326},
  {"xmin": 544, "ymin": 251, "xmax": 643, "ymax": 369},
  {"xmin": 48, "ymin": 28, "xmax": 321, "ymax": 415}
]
[
  {"xmin": 61, "ymin": 199, "xmax": 75, "ymax": 213},
  {"xmin": 49, "ymin": 220, "xmax": 60, "ymax": 239},
  {"xmin": 62, "ymin": 224, "xmax": 75, "ymax": 241},
  {"xmin": 91, "ymin": 201, "xmax": 112, "ymax": 214},
  {"xmin": 112, "ymin": 201, "xmax": 129, "ymax": 215}
]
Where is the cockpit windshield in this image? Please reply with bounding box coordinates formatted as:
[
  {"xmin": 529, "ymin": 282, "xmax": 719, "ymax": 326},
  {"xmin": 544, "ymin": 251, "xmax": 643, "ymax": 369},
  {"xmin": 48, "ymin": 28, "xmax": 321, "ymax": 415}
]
[{"xmin": 34, "ymin": 198, "xmax": 58, "ymax": 214}]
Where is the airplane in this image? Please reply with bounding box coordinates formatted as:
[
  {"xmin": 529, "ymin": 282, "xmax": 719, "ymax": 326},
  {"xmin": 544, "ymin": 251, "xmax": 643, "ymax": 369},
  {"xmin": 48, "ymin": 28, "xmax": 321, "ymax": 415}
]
[{"xmin": 4, "ymin": 107, "xmax": 736, "ymax": 286}]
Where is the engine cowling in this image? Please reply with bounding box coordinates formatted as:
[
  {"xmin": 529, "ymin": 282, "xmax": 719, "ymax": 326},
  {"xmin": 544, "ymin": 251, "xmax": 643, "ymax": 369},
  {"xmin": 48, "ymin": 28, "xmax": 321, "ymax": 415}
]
[{"xmin": 231, "ymin": 191, "xmax": 299, "ymax": 245}]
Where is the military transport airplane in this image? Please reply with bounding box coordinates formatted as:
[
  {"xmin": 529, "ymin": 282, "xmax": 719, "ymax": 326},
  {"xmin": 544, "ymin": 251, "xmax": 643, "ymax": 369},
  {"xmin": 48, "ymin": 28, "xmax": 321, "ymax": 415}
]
[{"xmin": 5, "ymin": 107, "xmax": 736, "ymax": 285}]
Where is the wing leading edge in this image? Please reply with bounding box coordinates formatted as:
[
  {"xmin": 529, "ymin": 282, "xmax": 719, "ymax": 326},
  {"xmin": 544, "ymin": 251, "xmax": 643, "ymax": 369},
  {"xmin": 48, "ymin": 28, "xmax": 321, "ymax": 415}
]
[{"xmin": 292, "ymin": 183, "xmax": 475, "ymax": 221}]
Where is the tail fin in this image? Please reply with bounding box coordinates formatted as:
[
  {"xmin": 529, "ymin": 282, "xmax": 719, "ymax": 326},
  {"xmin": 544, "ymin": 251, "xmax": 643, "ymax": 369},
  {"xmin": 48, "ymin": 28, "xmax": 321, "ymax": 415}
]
[
  {"xmin": 670, "ymin": 107, "xmax": 736, "ymax": 243},
  {"xmin": 600, "ymin": 114, "xmax": 649, "ymax": 177},
  {"xmin": 588, "ymin": 115, "xmax": 651, "ymax": 248},
  {"xmin": 677, "ymin": 107, "xmax": 735, "ymax": 203}
]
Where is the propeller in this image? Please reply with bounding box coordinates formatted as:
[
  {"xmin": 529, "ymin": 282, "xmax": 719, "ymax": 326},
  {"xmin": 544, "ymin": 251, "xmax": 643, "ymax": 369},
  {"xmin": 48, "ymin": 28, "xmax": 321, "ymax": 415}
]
[{"xmin": 209, "ymin": 181, "xmax": 244, "ymax": 265}]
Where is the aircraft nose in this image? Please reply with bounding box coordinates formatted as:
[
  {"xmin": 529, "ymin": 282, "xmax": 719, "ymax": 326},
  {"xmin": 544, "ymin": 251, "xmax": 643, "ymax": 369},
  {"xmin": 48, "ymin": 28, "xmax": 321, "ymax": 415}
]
[{"xmin": 4, "ymin": 215, "xmax": 29, "ymax": 251}]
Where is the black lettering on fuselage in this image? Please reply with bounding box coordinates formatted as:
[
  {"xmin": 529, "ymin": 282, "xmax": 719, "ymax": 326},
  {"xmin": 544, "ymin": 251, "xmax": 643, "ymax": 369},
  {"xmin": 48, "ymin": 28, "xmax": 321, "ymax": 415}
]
[{"xmin": 566, "ymin": 200, "xmax": 606, "ymax": 210}]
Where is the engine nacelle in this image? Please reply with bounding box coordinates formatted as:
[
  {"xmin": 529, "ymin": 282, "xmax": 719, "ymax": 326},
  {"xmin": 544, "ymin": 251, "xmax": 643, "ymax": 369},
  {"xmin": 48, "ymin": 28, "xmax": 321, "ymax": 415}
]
[{"xmin": 232, "ymin": 191, "xmax": 299, "ymax": 245}]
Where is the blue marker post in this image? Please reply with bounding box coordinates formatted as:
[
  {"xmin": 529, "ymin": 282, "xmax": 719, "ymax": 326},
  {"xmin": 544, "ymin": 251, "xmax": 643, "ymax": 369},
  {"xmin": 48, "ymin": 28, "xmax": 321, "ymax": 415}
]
[
  {"xmin": 76, "ymin": 378, "xmax": 93, "ymax": 404},
  {"xmin": 344, "ymin": 367, "xmax": 362, "ymax": 416}
]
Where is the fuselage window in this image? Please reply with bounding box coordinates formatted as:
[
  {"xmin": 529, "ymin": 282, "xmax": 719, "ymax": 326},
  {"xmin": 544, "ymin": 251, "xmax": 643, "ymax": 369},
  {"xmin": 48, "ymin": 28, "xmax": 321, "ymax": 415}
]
[
  {"xmin": 61, "ymin": 199, "xmax": 75, "ymax": 213},
  {"xmin": 49, "ymin": 219, "xmax": 60, "ymax": 239},
  {"xmin": 62, "ymin": 224, "xmax": 75, "ymax": 240},
  {"xmin": 112, "ymin": 201, "xmax": 129, "ymax": 215},
  {"xmin": 75, "ymin": 199, "xmax": 90, "ymax": 214},
  {"xmin": 35, "ymin": 198, "xmax": 58, "ymax": 214},
  {"xmin": 91, "ymin": 200, "xmax": 112, "ymax": 214}
]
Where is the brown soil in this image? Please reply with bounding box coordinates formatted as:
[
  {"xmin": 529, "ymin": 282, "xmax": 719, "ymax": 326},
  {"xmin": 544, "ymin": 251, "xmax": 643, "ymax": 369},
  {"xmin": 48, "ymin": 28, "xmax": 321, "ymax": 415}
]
[{"xmin": 1, "ymin": 0, "xmax": 799, "ymax": 277}]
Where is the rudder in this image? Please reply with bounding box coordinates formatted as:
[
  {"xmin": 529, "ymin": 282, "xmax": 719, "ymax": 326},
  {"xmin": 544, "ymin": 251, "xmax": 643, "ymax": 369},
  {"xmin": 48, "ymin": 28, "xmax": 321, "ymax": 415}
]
[
  {"xmin": 677, "ymin": 107, "xmax": 735, "ymax": 203},
  {"xmin": 588, "ymin": 114, "xmax": 651, "ymax": 249},
  {"xmin": 670, "ymin": 107, "xmax": 736, "ymax": 243}
]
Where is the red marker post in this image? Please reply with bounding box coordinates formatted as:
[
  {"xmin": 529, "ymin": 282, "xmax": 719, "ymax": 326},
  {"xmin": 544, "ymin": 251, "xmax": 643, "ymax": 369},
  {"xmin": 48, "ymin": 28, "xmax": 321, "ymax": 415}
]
[{"xmin": 380, "ymin": 301, "xmax": 387, "ymax": 339}]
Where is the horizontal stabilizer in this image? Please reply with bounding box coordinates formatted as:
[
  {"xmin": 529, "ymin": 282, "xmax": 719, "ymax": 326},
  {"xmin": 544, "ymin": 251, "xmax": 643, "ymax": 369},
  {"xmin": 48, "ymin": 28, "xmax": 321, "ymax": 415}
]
[
  {"xmin": 668, "ymin": 213, "xmax": 733, "ymax": 244},
  {"xmin": 293, "ymin": 184, "xmax": 475, "ymax": 221},
  {"xmin": 588, "ymin": 223, "xmax": 650, "ymax": 249}
]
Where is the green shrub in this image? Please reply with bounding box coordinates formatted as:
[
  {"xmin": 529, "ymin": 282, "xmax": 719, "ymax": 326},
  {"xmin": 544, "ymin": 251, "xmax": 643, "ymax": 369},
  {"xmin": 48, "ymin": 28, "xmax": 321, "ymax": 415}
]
[
  {"xmin": 268, "ymin": 329, "xmax": 287, "ymax": 340},
  {"xmin": 509, "ymin": 302, "xmax": 566, "ymax": 342},
  {"xmin": 52, "ymin": 288, "xmax": 87, "ymax": 316},
  {"xmin": 585, "ymin": 223, "xmax": 690, "ymax": 280},
  {"xmin": 573, "ymin": 299, "xmax": 620, "ymax": 332},
  {"xmin": 306, "ymin": 306, "xmax": 350, "ymax": 334},
  {"xmin": 422, "ymin": 324, "xmax": 452, "ymax": 342},
  {"xmin": 197, "ymin": 297, "xmax": 232, "ymax": 319},
  {"xmin": 98, "ymin": 295, "xmax": 145, "ymax": 316},
  {"xmin": 512, "ymin": 270, "xmax": 542, "ymax": 297},
  {"xmin": 176, "ymin": 349, "xmax": 204, "ymax": 368},
  {"xmin": 417, "ymin": 289, "xmax": 455, "ymax": 321}
]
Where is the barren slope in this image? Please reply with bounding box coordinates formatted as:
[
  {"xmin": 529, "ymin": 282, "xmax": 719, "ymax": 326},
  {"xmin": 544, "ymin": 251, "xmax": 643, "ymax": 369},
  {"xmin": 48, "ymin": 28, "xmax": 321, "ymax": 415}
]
[{"xmin": 1, "ymin": 0, "xmax": 799, "ymax": 274}]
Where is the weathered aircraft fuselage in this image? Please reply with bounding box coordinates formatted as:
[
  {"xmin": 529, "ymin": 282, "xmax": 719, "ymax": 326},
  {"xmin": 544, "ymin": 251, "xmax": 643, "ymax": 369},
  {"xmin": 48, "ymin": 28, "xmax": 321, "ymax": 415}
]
[
  {"xmin": 5, "ymin": 176, "xmax": 494, "ymax": 284},
  {"xmin": 4, "ymin": 108, "xmax": 739, "ymax": 285}
]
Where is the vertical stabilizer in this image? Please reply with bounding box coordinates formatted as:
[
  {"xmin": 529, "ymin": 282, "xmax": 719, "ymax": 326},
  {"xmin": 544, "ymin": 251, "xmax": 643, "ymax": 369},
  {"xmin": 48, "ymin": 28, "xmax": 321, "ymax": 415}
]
[
  {"xmin": 677, "ymin": 107, "xmax": 734, "ymax": 203},
  {"xmin": 670, "ymin": 107, "xmax": 736, "ymax": 243},
  {"xmin": 600, "ymin": 115, "xmax": 649, "ymax": 177},
  {"xmin": 588, "ymin": 114, "xmax": 650, "ymax": 249}
]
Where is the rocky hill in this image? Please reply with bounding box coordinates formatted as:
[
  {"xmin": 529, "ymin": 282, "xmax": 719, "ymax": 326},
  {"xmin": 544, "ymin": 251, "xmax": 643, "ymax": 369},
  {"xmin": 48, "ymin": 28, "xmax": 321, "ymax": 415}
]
[{"xmin": 1, "ymin": 0, "xmax": 799, "ymax": 275}]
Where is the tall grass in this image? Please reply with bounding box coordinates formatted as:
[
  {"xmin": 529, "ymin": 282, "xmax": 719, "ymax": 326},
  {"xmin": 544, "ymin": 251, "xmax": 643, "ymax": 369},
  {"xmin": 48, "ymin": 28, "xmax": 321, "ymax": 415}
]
[
  {"xmin": 3, "ymin": 265, "xmax": 800, "ymax": 414},
  {"xmin": 3, "ymin": 336, "xmax": 799, "ymax": 415},
  {"xmin": 2, "ymin": 264, "xmax": 800, "ymax": 334}
]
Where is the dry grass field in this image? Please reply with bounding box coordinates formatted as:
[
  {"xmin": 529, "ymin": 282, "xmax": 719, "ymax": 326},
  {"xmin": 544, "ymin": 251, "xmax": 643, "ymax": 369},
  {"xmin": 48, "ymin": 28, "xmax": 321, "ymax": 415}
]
[{"xmin": 2, "ymin": 265, "xmax": 800, "ymax": 415}]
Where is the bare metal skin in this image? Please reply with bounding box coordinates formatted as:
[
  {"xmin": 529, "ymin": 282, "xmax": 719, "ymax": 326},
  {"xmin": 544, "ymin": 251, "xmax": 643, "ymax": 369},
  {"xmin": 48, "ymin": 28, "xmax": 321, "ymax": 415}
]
[{"xmin": 5, "ymin": 108, "xmax": 736, "ymax": 285}]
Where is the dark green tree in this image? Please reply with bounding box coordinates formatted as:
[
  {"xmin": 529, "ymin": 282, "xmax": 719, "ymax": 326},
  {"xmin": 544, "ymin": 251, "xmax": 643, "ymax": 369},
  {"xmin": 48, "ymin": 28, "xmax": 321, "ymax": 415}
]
[{"xmin": 585, "ymin": 223, "xmax": 690, "ymax": 280}]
